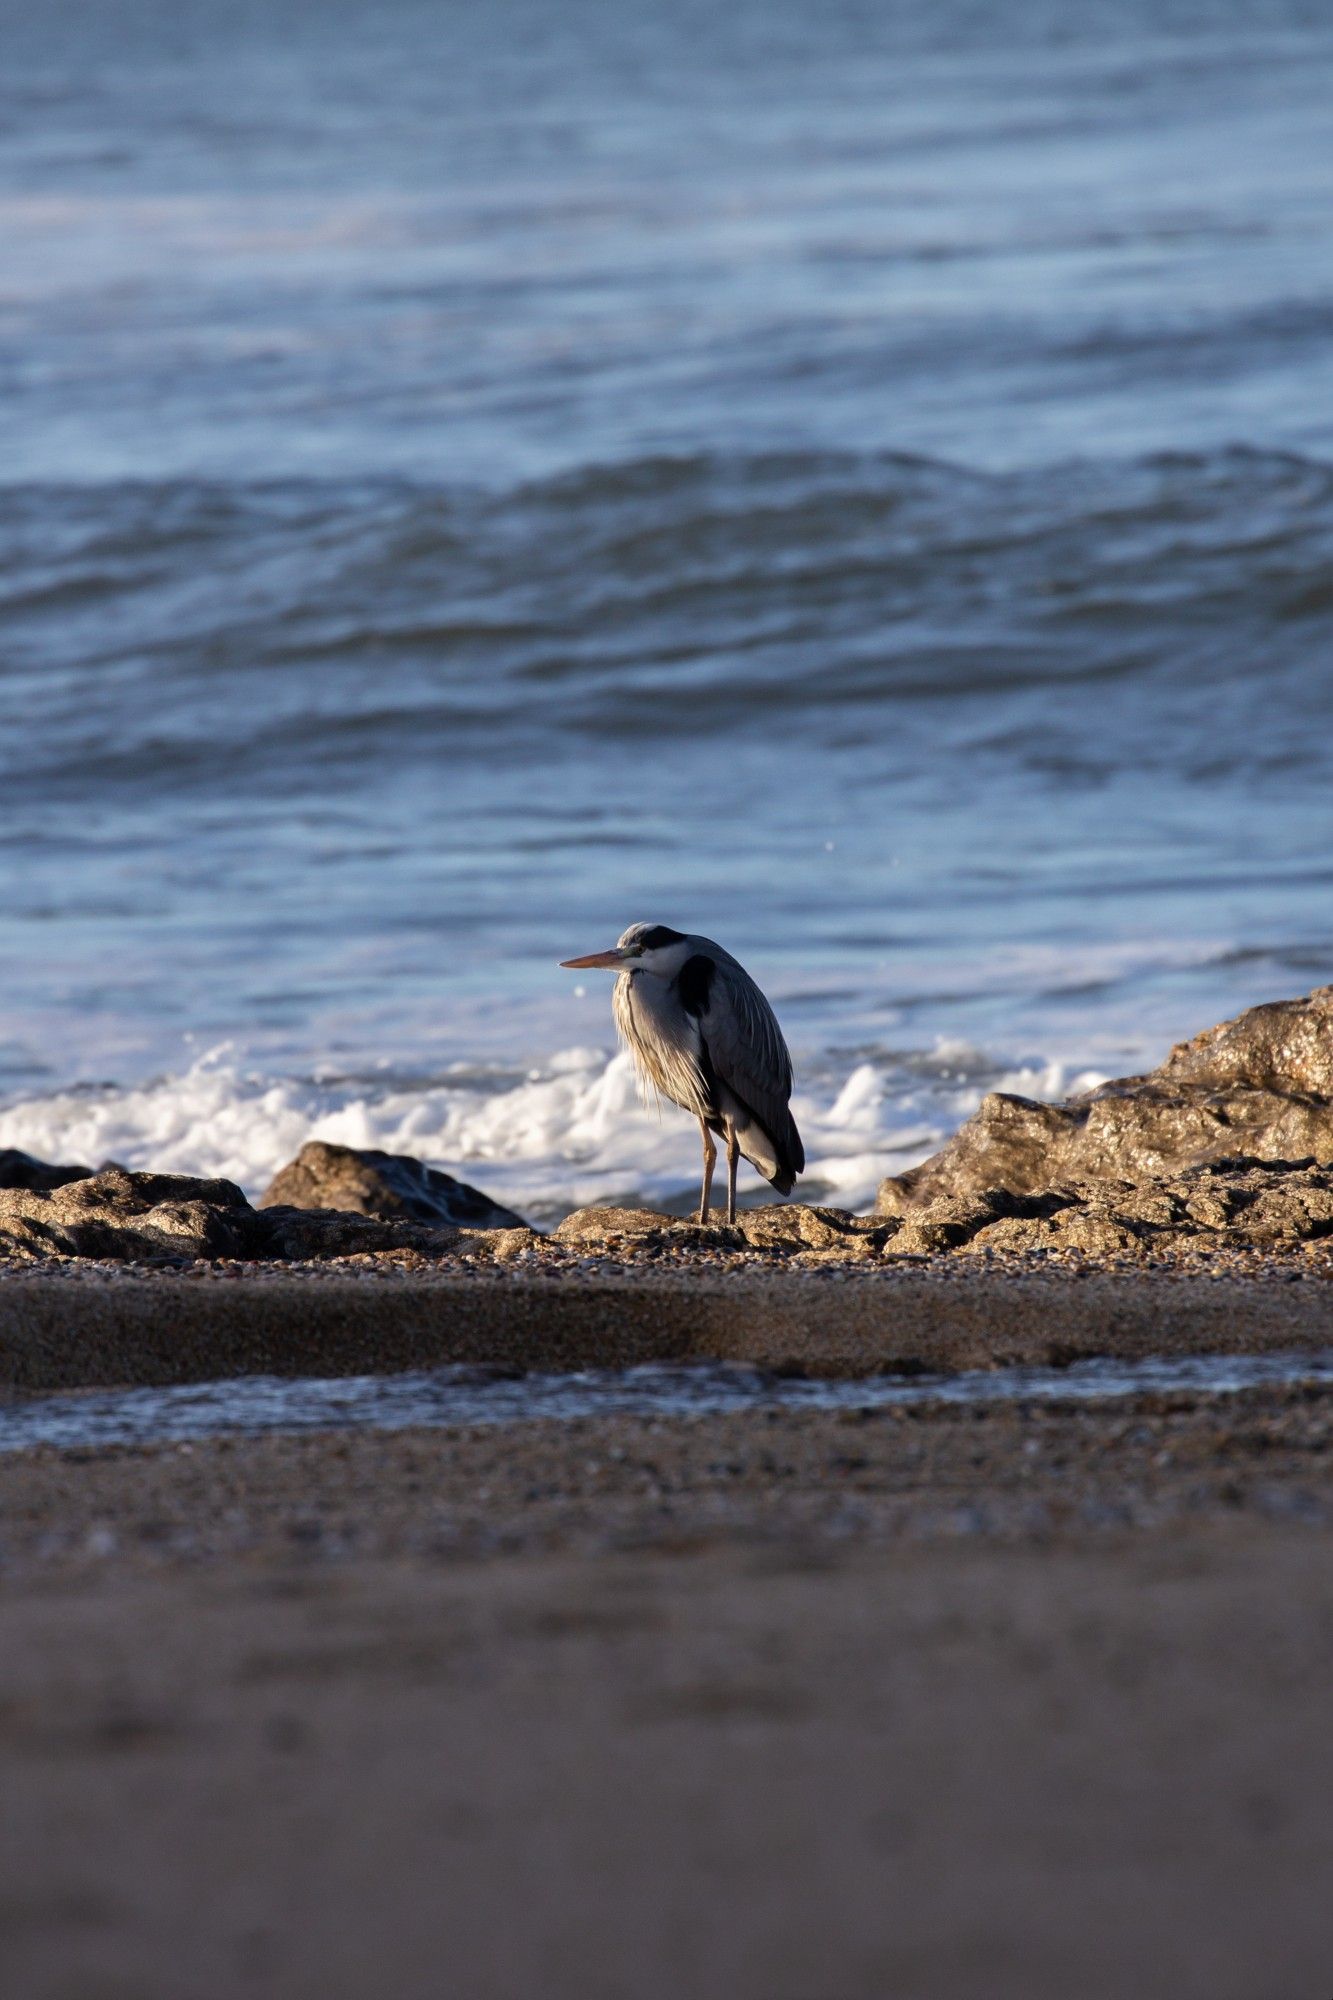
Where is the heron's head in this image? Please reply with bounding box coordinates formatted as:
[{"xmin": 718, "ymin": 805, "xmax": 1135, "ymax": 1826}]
[{"xmin": 560, "ymin": 923, "xmax": 690, "ymax": 978}]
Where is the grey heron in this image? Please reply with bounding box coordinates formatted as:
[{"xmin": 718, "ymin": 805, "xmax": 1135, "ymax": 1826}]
[{"xmin": 560, "ymin": 923, "xmax": 804, "ymax": 1224}]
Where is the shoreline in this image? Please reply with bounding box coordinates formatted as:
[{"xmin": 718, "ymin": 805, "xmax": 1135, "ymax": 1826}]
[{"xmin": 0, "ymin": 1260, "xmax": 1331, "ymax": 1394}]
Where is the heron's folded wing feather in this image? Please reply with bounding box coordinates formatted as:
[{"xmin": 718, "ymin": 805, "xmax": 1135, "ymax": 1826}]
[{"xmin": 697, "ymin": 958, "xmax": 796, "ymax": 1147}]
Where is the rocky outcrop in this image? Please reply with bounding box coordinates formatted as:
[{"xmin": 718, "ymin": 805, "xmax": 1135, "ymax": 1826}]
[
  {"xmin": 1, "ymin": 1162, "xmax": 1331, "ymax": 1267},
  {"xmin": 554, "ymin": 1203, "xmax": 900, "ymax": 1260},
  {"xmin": 5, "ymin": 988, "xmax": 1333, "ymax": 1268},
  {"xmin": 879, "ymin": 985, "xmax": 1333, "ymax": 1212},
  {"xmin": 0, "ymin": 1166, "xmax": 539, "ymax": 1264},
  {"xmin": 259, "ymin": 1142, "xmax": 528, "ymax": 1231},
  {"xmin": 888, "ymin": 1158, "xmax": 1333, "ymax": 1258},
  {"xmin": 0, "ymin": 1168, "xmax": 263, "ymax": 1262},
  {"xmin": 554, "ymin": 1169, "xmax": 1333, "ymax": 1262},
  {"xmin": 0, "ymin": 1148, "xmax": 93, "ymax": 1192}
]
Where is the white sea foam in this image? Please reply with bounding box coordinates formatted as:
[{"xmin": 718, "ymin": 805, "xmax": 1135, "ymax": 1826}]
[{"xmin": 0, "ymin": 1042, "xmax": 1105, "ymax": 1223}]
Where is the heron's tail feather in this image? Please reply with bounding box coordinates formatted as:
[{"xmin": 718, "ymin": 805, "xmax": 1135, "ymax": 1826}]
[
  {"xmin": 768, "ymin": 1110, "xmax": 804, "ymax": 1194},
  {"xmin": 738, "ymin": 1106, "xmax": 804, "ymax": 1195}
]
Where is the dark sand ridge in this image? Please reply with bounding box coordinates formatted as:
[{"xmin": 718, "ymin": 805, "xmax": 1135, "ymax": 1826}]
[{"xmin": 1, "ymin": 1259, "xmax": 1331, "ymax": 1394}]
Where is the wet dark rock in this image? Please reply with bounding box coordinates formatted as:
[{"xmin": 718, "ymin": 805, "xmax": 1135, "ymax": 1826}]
[
  {"xmin": 259, "ymin": 1142, "xmax": 528, "ymax": 1231},
  {"xmin": 0, "ymin": 1148, "xmax": 94, "ymax": 1193},
  {"xmin": 880, "ymin": 985, "xmax": 1333, "ymax": 1213}
]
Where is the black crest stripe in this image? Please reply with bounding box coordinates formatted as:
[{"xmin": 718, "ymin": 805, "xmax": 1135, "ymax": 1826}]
[{"xmin": 676, "ymin": 953, "xmax": 715, "ymax": 1017}]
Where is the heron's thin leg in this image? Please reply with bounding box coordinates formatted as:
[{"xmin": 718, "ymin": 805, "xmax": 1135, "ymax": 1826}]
[
  {"xmin": 725, "ymin": 1121, "xmax": 740, "ymax": 1226},
  {"xmin": 698, "ymin": 1118, "xmax": 717, "ymax": 1225}
]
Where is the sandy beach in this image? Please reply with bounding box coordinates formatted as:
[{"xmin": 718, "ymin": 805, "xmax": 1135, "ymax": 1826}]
[{"xmin": 2, "ymin": 1369, "xmax": 1330, "ymax": 1999}]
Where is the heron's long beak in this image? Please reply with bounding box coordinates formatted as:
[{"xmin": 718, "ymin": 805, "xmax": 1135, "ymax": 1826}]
[{"xmin": 559, "ymin": 949, "xmax": 625, "ymax": 970}]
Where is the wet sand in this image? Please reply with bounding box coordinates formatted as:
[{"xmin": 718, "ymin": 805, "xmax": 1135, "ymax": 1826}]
[
  {"xmin": 2, "ymin": 1255, "xmax": 1333, "ymax": 1391},
  {"xmin": 1, "ymin": 1381, "xmax": 1329, "ymax": 1999}
]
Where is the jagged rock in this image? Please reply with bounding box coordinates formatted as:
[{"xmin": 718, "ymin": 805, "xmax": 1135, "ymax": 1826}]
[
  {"xmin": 255, "ymin": 1205, "xmax": 464, "ymax": 1261},
  {"xmin": 1165, "ymin": 987, "xmax": 1333, "ymax": 1096},
  {"xmin": 553, "ymin": 1206, "xmax": 744, "ymax": 1249},
  {"xmin": 483, "ymin": 1227, "xmax": 544, "ymax": 1263},
  {"xmin": 259, "ymin": 1142, "xmax": 528, "ymax": 1231},
  {"xmin": 0, "ymin": 1166, "xmax": 507, "ymax": 1265},
  {"xmin": 553, "ymin": 1202, "xmax": 899, "ymax": 1259},
  {"xmin": 880, "ymin": 985, "xmax": 1333, "ymax": 1212},
  {"xmin": 918, "ymin": 1158, "xmax": 1333, "ymax": 1257},
  {"xmin": 886, "ymin": 1188, "xmax": 1068, "ymax": 1257},
  {"xmin": 554, "ymin": 1207, "xmax": 671, "ymax": 1241},
  {"xmin": 737, "ymin": 1204, "xmax": 898, "ymax": 1257},
  {"xmin": 0, "ymin": 1147, "xmax": 94, "ymax": 1192},
  {"xmin": 257, "ymin": 1209, "xmax": 541, "ymax": 1263},
  {"xmin": 1230, "ymin": 1169, "xmax": 1333, "ymax": 1244},
  {"xmin": 725, "ymin": 1206, "xmax": 887, "ymax": 1262},
  {"xmin": 961, "ymin": 1210, "xmax": 1143, "ymax": 1258},
  {"xmin": 0, "ymin": 1168, "xmax": 262, "ymax": 1262}
]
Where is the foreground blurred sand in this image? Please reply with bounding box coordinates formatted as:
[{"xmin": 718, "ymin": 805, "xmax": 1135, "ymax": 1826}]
[{"xmin": 1, "ymin": 1383, "xmax": 1329, "ymax": 1999}]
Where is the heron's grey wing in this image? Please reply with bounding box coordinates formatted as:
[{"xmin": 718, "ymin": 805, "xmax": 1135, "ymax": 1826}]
[{"xmin": 693, "ymin": 957, "xmax": 797, "ymax": 1150}]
